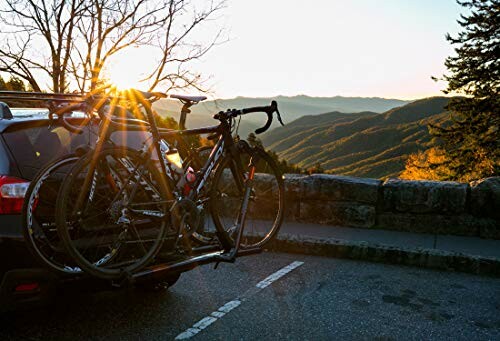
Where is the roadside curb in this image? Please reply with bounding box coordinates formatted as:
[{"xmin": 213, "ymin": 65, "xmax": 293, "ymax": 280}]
[{"xmin": 262, "ymin": 233, "xmax": 500, "ymax": 277}]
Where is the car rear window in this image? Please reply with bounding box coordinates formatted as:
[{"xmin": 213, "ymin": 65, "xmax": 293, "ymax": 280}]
[
  {"xmin": 2, "ymin": 124, "xmax": 149, "ymax": 180},
  {"xmin": 2, "ymin": 125, "xmax": 92, "ymax": 180}
]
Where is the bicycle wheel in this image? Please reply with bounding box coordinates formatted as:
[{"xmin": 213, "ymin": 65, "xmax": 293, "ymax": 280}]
[
  {"xmin": 56, "ymin": 147, "xmax": 175, "ymax": 280},
  {"xmin": 22, "ymin": 155, "xmax": 85, "ymax": 274},
  {"xmin": 209, "ymin": 145, "xmax": 284, "ymax": 248}
]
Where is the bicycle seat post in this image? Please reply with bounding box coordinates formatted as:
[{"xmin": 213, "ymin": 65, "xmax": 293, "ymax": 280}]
[{"xmin": 179, "ymin": 101, "xmax": 193, "ymax": 130}]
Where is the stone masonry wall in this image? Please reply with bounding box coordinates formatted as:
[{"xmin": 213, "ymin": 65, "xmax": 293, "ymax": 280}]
[{"xmin": 251, "ymin": 174, "xmax": 500, "ymax": 239}]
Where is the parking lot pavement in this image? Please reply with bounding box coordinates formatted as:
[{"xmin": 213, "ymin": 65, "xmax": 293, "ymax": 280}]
[{"xmin": 1, "ymin": 252, "xmax": 499, "ymax": 340}]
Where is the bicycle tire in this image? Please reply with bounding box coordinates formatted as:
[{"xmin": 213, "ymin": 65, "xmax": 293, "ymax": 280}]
[
  {"xmin": 56, "ymin": 147, "xmax": 174, "ymax": 280},
  {"xmin": 22, "ymin": 155, "xmax": 84, "ymax": 274},
  {"xmin": 209, "ymin": 146, "xmax": 284, "ymax": 248}
]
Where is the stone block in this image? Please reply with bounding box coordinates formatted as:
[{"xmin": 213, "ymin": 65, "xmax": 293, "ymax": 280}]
[
  {"xmin": 300, "ymin": 174, "xmax": 381, "ymax": 204},
  {"xmin": 283, "ymin": 174, "xmax": 305, "ymax": 201},
  {"xmin": 470, "ymin": 177, "xmax": 500, "ymax": 219},
  {"xmin": 299, "ymin": 200, "xmax": 376, "ymax": 228},
  {"xmin": 382, "ymin": 179, "xmax": 467, "ymax": 214}
]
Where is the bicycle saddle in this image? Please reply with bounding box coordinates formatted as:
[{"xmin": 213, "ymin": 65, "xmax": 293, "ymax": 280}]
[{"xmin": 170, "ymin": 94, "xmax": 207, "ymax": 103}]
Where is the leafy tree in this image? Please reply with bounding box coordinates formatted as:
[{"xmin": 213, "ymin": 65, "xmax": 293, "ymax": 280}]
[
  {"xmin": 400, "ymin": 147, "xmax": 453, "ymax": 180},
  {"xmin": 307, "ymin": 162, "xmax": 324, "ymax": 175},
  {"xmin": 0, "ymin": 76, "xmax": 6, "ymax": 90},
  {"xmin": 432, "ymin": 0, "xmax": 499, "ymax": 181},
  {"xmin": 404, "ymin": 0, "xmax": 499, "ymax": 181},
  {"xmin": 5, "ymin": 76, "xmax": 26, "ymax": 91}
]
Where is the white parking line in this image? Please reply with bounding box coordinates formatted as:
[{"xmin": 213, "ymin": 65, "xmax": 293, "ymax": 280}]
[
  {"xmin": 175, "ymin": 260, "xmax": 304, "ymax": 340},
  {"xmin": 255, "ymin": 261, "xmax": 304, "ymax": 289}
]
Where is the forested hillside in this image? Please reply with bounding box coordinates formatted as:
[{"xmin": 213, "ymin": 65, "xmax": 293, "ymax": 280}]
[{"xmin": 261, "ymin": 97, "xmax": 451, "ymax": 179}]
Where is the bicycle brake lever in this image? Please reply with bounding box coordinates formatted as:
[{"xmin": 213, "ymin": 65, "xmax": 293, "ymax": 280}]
[{"xmin": 276, "ymin": 108, "xmax": 284, "ymax": 126}]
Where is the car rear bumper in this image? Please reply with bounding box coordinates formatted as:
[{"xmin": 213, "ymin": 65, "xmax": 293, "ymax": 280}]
[
  {"xmin": 0, "ymin": 268, "xmax": 58, "ymax": 313},
  {"xmin": 0, "ymin": 214, "xmax": 23, "ymax": 239},
  {"xmin": 0, "ymin": 238, "xmax": 49, "ymax": 312}
]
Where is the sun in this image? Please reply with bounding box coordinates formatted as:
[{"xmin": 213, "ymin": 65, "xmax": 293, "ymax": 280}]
[{"xmin": 105, "ymin": 48, "xmax": 151, "ymax": 90}]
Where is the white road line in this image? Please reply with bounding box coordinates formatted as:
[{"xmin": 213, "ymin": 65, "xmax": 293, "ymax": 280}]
[
  {"xmin": 255, "ymin": 261, "xmax": 304, "ymax": 289},
  {"xmin": 174, "ymin": 260, "xmax": 304, "ymax": 340}
]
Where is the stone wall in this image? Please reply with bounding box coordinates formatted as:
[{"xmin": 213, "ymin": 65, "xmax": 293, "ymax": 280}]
[{"xmin": 252, "ymin": 174, "xmax": 500, "ymax": 239}]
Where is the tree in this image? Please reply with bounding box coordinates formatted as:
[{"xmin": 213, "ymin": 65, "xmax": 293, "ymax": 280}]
[
  {"xmin": 431, "ymin": 0, "xmax": 499, "ymax": 181},
  {"xmin": 0, "ymin": 0, "xmax": 224, "ymax": 93},
  {"xmin": 400, "ymin": 147, "xmax": 453, "ymax": 180},
  {"xmin": 307, "ymin": 162, "xmax": 324, "ymax": 175},
  {"xmin": 247, "ymin": 133, "xmax": 303, "ymax": 174},
  {"xmin": 0, "ymin": 75, "xmax": 27, "ymax": 91},
  {"xmin": 403, "ymin": 0, "xmax": 499, "ymax": 182},
  {"xmin": 0, "ymin": 76, "xmax": 6, "ymax": 91}
]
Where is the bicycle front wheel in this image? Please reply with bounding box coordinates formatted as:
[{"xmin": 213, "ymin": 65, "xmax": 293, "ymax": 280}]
[
  {"xmin": 210, "ymin": 146, "xmax": 284, "ymax": 249},
  {"xmin": 56, "ymin": 147, "xmax": 175, "ymax": 280}
]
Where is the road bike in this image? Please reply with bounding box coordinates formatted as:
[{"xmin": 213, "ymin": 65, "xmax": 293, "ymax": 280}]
[
  {"xmin": 53, "ymin": 89, "xmax": 285, "ymax": 280},
  {"xmin": 14, "ymin": 90, "xmax": 210, "ymax": 275}
]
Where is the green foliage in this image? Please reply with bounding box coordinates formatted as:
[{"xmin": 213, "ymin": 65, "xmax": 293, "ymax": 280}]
[
  {"xmin": 307, "ymin": 162, "xmax": 324, "ymax": 175},
  {"xmin": 0, "ymin": 75, "xmax": 28, "ymax": 91},
  {"xmin": 154, "ymin": 113, "xmax": 202, "ymax": 149},
  {"xmin": 426, "ymin": 0, "xmax": 499, "ymax": 181},
  {"xmin": 248, "ymin": 133, "xmax": 303, "ymax": 174}
]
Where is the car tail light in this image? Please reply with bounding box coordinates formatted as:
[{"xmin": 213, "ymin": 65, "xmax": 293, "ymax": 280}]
[
  {"xmin": 0, "ymin": 176, "xmax": 29, "ymax": 214},
  {"xmin": 15, "ymin": 282, "xmax": 40, "ymax": 293}
]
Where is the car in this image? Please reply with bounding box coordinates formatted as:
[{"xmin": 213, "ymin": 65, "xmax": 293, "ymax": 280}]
[{"xmin": 0, "ymin": 101, "xmax": 150, "ymax": 312}]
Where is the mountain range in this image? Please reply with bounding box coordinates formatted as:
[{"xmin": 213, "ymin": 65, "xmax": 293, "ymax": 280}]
[
  {"xmin": 261, "ymin": 97, "xmax": 451, "ymax": 179},
  {"xmin": 155, "ymin": 94, "xmax": 450, "ymax": 179},
  {"xmin": 153, "ymin": 95, "xmax": 410, "ymax": 136}
]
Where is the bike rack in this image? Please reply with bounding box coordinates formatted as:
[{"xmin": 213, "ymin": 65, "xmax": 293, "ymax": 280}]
[{"xmin": 132, "ymin": 247, "xmax": 262, "ymax": 283}]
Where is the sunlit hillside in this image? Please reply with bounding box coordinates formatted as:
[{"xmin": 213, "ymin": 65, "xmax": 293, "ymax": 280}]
[{"xmin": 261, "ymin": 97, "xmax": 451, "ymax": 179}]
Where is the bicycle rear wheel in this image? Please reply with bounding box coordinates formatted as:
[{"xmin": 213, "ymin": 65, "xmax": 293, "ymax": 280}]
[
  {"xmin": 184, "ymin": 145, "xmax": 217, "ymax": 245},
  {"xmin": 22, "ymin": 155, "xmax": 84, "ymax": 274},
  {"xmin": 56, "ymin": 147, "xmax": 175, "ymax": 280},
  {"xmin": 210, "ymin": 145, "xmax": 284, "ymax": 248}
]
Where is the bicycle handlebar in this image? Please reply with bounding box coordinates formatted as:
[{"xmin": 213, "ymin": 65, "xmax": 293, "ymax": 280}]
[
  {"xmin": 48, "ymin": 102, "xmax": 90, "ymax": 134},
  {"xmin": 47, "ymin": 88, "xmax": 168, "ymax": 134},
  {"xmin": 214, "ymin": 100, "xmax": 284, "ymax": 134}
]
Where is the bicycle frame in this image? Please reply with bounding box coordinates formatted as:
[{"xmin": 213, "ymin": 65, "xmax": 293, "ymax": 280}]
[{"xmin": 71, "ymin": 97, "xmax": 253, "ymax": 253}]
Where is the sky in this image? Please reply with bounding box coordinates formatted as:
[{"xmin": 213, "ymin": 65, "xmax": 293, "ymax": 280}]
[
  {"xmin": 1, "ymin": 0, "xmax": 465, "ymax": 100},
  {"xmin": 182, "ymin": 0, "xmax": 464, "ymax": 100}
]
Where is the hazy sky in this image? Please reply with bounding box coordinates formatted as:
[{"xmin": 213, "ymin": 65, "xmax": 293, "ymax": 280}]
[
  {"xmin": 184, "ymin": 0, "xmax": 464, "ymax": 99},
  {"xmin": 1, "ymin": 0, "xmax": 465, "ymax": 99}
]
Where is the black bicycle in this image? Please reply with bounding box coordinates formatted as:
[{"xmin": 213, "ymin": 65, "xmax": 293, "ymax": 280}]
[
  {"xmin": 20, "ymin": 91, "xmax": 211, "ymax": 275},
  {"xmin": 55, "ymin": 89, "xmax": 285, "ymax": 280}
]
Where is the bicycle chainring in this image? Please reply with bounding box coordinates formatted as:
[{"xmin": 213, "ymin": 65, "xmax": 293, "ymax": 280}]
[{"xmin": 170, "ymin": 199, "xmax": 201, "ymax": 237}]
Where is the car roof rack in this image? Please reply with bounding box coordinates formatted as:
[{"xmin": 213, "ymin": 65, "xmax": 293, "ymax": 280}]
[{"xmin": 0, "ymin": 102, "xmax": 13, "ymax": 119}]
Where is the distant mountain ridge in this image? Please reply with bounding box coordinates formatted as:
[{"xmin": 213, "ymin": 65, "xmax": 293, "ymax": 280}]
[
  {"xmin": 153, "ymin": 95, "xmax": 410, "ymax": 136},
  {"xmin": 261, "ymin": 97, "xmax": 451, "ymax": 179}
]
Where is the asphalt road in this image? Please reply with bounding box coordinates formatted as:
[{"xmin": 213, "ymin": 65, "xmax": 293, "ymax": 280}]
[{"xmin": 1, "ymin": 252, "xmax": 499, "ymax": 340}]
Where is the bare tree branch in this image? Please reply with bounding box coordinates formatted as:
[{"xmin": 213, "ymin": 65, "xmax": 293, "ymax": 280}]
[{"xmin": 0, "ymin": 0, "xmax": 226, "ymax": 93}]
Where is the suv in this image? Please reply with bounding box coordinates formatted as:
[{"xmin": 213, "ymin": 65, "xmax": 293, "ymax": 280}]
[{"xmin": 0, "ymin": 102, "xmax": 145, "ymax": 311}]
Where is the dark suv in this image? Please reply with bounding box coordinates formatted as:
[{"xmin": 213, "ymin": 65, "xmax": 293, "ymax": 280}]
[{"xmin": 0, "ymin": 102, "xmax": 144, "ymax": 311}]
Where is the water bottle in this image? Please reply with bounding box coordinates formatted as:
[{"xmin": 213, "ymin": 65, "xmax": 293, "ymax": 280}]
[
  {"xmin": 159, "ymin": 140, "xmax": 183, "ymax": 182},
  {"xmin": 182, "ymin": 167, "xmax": 197, "ymax": 195}
]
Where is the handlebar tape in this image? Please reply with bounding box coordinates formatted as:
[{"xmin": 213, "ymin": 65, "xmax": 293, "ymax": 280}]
[{"xmin": 242, "ymin": 101, "xmax": 283, "ymax": 134}]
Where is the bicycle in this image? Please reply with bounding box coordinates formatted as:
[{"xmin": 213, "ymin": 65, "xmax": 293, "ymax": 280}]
[
  {"xmin": 20, "ymin": 91, "xmax": 211, "ymax": 275},
  {"xmin": 55, "ymin": 89, "xmax": 285, "ymax": 280}
]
